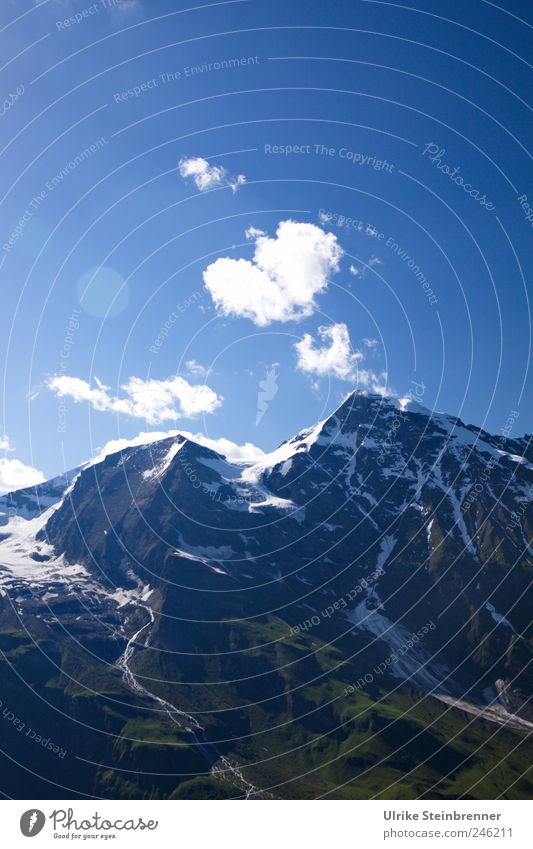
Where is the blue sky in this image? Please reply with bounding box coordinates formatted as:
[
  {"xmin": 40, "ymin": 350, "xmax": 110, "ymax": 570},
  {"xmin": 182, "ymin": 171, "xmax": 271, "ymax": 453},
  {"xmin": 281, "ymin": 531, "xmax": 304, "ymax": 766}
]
[{"xmin": 0, "ymin": 0, "xmax": 532, "ymax": 488}]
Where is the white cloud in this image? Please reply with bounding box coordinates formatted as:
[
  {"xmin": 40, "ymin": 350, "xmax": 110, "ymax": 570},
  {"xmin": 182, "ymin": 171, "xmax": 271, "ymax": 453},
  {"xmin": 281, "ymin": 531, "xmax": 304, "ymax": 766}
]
[
  {"xmin": 295, "ymin": 323, "xmax": 362, "ymax": 380},
  {"xmin": 356, "ymin": 372, "xmax": 389, "ymax": 395},
  {"xmin": 178, "ymin": 156, "xmax": 246, "ymax": 193},
  {"xmin": 349, "ymin": 256, "xmax": 382, "ymax": 279},
  {"xmin": 185, "ymin": 359, "xmax": 210, "ymax": 377},
  {"xmin": 47, "ymin": 374, "xmax": 222, "ymax": 425},
  {"xmin": 92, "ymin": 430, "xmax": 264, "ymax": 465},
  {"xmin": 0, "ymin": 434, "xmax": 43, "ymax": 493},
  {"xmin": 0, "ymin": 458, "xmax": 45, "ymax": 494},
  {"xmin": 295, "ymin": 323, "xmax": 388, "ymax": 392},
  {"xmin": 188, "ymin": 433, "xmax": 264, "ymax": 463},
  {"xmin": 363, "ymin": 338, "xmax": 379, "ymax": 348},
  {"xmin": 0, "ymin": 435, "xmax": 14, "ymax": 452},
  {"xmin": 203, "ymin": 220, "xmax": 343, "ymax": 326},
  {"xmin": 245, "ymin": 226, "xmax": 265, "ymax": 240}
]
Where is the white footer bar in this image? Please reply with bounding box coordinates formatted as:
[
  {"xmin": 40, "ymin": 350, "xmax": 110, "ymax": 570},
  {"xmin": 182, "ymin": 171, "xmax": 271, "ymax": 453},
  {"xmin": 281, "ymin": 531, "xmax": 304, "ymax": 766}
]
[{"xmin": 4, "ymin": 799, "xmax": 531, "ymax": 848}]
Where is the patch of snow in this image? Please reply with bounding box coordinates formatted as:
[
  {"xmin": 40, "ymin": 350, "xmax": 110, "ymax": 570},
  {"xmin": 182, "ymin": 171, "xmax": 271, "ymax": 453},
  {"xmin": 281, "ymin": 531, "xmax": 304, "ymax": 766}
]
[
  {"xmin": 346, "ymin": 601, "xmax": 449, "ymax": 692},
  {"xmin": 426, "ymin": 517, "xmax": 434, "ymax": 548},
  {"xmin": 199, "ymin": 456, "xmax": 242, "ymax": 481},
  {"xmin": 485, "ymin": 601, "xmax": 516, "ymax": 633},
  {"xmin": 243, "ymin": 420, "xmax": 325, "ymax": 483},
  {"xmin": 142, "ymin": 440, "xmax": 184, "ymax": 479},
  {"xmin": 178, "ymin": 540, "xmax": 235, "ymax": 560},
  {"xmin": 432, "ymin": 450, "xmax": 477, "ymax": 556},
  {"xmin": 396, "ymin": 397, "xmax": 432, "ymax": 416}
]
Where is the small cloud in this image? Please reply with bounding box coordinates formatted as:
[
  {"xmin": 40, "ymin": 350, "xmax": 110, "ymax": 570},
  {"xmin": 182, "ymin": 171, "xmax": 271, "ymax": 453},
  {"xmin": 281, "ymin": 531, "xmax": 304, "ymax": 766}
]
[
  {"xmin": 203, "ymin": 219, "xmax": 343, "ymax": 326},
  {"xmin": 185, "ymin": 359, "xmax": 209, "ymax": 378},
  {"xmin": 295, "ymin": 323, "xmax": 362, "ymax": 380},
  {"xmin": 350, "ymin": 256, "xmax": 382, "ymax": 278},
  {"xmin": 0, "ymin": 435, "xmax": 14, "ymax": 452},
  {"xmin": 362, "ymin": 338, "xmax": 379, "ymax": 349},
  {"xmin": 178, "ymin": 156, "xmax": 246, "ymax": 193},
  {"xmin": 245, "ymin": 226, "xmax": 265, "ymax": 240},
  {"xmin": 0, "ymin": 458, "xmax": 45, "ymax": 494},
  {"xmin": 192, "ymin": 434, "xmax": 263, "ymax": 463},
  {"xmin": 294, "ymin": 322, "xmax": 388, "ymax": 392},
  {"xmin": 47, "ymin": 373, "xmax": 222, "ymax": 425}
]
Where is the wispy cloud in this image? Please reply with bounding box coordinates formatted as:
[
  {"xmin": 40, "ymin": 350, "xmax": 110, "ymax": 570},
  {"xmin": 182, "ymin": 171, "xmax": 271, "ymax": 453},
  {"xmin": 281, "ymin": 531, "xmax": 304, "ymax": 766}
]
[
  {"xmin": 349, "ymin": 255, "xmax": 383, "ymax": 279},
  {"xmin": 47, "ymin": 373, "xmax": 222, "ymax": 425},
  {"xmin": 178, "ymin": 156, "xmax": 246, "ymax": 193},
  {"xmin": 185, "ymin": 359, "xmax": 210, "ymax": 378},
  {"xmin": 203, "ymin": 220, "xmax": 343, "ymax": 326},
  {"xmin": 0, "ymin": 435, "xmax": 14, "ymax": 452}
]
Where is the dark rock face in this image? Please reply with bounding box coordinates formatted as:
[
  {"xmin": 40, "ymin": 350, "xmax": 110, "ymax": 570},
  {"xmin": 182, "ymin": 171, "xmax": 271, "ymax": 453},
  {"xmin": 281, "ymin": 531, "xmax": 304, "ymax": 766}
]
[{"xmin": 1, "ymin": 392, "xmax": 532, "ymax": 799}]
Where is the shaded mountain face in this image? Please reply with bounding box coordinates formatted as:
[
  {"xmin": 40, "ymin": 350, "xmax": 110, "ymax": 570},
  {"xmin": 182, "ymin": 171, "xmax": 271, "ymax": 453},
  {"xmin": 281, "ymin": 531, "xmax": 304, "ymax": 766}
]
[{"xmin": 0, "ymin": 392, "xmax": 532, "ymax": 800}]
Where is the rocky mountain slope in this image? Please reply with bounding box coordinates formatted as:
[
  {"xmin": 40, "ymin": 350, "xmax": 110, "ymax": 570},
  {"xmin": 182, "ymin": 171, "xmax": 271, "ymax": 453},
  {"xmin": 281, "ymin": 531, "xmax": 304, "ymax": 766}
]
[{"xmin": 0, "ymin": 392, "xmax": 531, "ymax": 799}]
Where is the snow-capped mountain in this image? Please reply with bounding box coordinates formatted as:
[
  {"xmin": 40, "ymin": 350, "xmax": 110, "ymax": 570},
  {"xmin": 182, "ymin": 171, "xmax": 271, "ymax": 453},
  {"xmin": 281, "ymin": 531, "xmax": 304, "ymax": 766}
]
[{"xmin": 0, "ymin": 392, "xmax": 531, "ymax": 799}]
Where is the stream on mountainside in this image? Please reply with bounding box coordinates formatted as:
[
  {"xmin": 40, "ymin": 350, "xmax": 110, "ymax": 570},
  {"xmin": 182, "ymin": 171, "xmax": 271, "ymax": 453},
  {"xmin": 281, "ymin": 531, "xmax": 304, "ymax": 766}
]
[{"xmin": 116, "ymin": 602, "xmax": 273, "ymax": 799}]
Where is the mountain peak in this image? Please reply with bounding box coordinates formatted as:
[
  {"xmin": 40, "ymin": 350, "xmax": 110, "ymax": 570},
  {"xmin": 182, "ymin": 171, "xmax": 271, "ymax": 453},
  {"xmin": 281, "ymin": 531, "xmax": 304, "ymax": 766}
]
[{"xmin": 323, "ymin": 389, "xmax": 434, "ymax": 432}]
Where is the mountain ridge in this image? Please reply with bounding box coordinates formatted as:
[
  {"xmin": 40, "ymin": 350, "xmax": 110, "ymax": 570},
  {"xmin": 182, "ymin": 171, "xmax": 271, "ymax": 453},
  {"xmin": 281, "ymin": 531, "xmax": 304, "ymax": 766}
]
[{"xmin": 0, "ymin": 391, "xmax": 531, "ymax": 799}]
